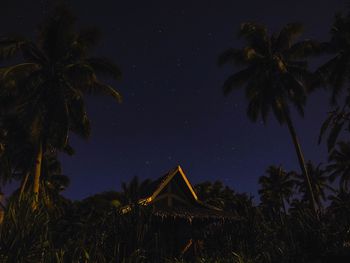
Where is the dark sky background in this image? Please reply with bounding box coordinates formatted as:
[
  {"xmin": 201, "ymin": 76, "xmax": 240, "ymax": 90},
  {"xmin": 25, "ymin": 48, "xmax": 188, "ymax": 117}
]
[{"xmin": 1, "ymin": 0, "xmax": 347, "ymax": 200}]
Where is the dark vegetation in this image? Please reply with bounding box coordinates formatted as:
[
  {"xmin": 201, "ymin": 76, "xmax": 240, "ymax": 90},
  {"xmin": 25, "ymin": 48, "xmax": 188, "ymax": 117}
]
[{"xmin": 1, "ymin": 3, "xmax": 350, "ymax": 263}]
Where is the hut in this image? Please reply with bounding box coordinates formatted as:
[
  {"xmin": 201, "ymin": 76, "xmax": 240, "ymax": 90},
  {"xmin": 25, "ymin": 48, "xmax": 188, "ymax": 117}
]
[{"xmin": 120, "ymin": 165, "xmax": 238, "ymax": 259}]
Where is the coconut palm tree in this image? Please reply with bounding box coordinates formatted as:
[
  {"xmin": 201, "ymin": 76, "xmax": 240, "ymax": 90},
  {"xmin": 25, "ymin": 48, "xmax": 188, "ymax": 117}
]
[
  {"xmin": 293, "ymin": 161, "xmax": 334, "ymax": 209},
  {"xmin": 258, "ymin": 166, "xmax": 295, "ymax": 217},
  {"xmin": 318, "ymin": 104, "xmax": 350, "ymax": 152},
  {"xmin": 327, "ymin": 141, "xmax": 350, "ymax": 192},
  {"xmin": 120, "ymin": 176, "xmax": 153, "ymax": 205},
  {"xmin": 316, "ymin": 11, "xmax": 350, "ymax": 102},
  {"xmin": 219, "ymin": 22, "xmax": 318, "ymax": 212},
  {"xmin": 0, "ymin": 5, "xmax": 122, "ymax": 204},
  {"xmin": 328, "ymin": 190, "xmax": 350, "ymax": 222},
  {"xmin": 316, "ymin": 11, "xmax": 350, "ymax": 151},
  {"xmin": 195, "ymin": 181, "xmax": 254, "ymax": 216},
  {"xmin": 195, "ymin": 181, "xmax": 232, "ymax": 209}
]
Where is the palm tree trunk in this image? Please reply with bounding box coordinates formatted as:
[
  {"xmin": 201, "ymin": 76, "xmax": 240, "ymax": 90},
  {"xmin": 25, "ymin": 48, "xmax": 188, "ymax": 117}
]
[
  {"xmin": 283, "ymin": 112, "xmax": 317, "ymax": 213},
  {"xmin": 19, "ymin": 171, "xmax": 30, "ymax": 201},
  {"xmin": 0, "ymin": 193, "xmax": 4, "ymax": 224},
  {"xmin": 281, "ymin": 197, "xmax": 287, "ymax": 216},
  {"xmin": 32, "ymin": 142, "xmax": 43, "ymax": 208}
]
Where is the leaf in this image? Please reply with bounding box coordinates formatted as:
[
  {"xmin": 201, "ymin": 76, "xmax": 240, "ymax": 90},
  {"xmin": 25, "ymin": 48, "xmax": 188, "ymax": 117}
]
[
  {"xmin": 67, "ymin": 94, "xmax": 91, "ymax": 139},
  {"xmin": 86, "ymin": 57, "xmax": 122, "ymax": 80},
  {"xmin": 275, "ymin": 23, "xmax": 304, "ymax": 51},
  {"xmin": 287, "ymin": 40, "xmax": 325, "ymax": 58},
  {"xmin": 91, "ymin": 81, "xmax": 123, "ymax": 103},
  {"xmin": 217, "ymin": 48, "xmax": 246, "ymax": 66},
  {"xmin": 0, "ymin": 36, "xmax": 26, "ymax": 59},
  {"xmin": 239, "ymin": 22, "xmax": 269, "ymax": 53},
  {"xmin": 327, "ymin": 121, "xmax": 344, "ymax": 151},
  {"xmin": 63, "ymin": 144, "xmax": 75, "ymax": 156},
  {"xmin": 222, "ymin": 67, "xmax": 254, "ymax": 95},
  {"xmin": 21, "ymin": 41, "xmax": 48, "ymax": 65},
  {"xmin": 318, "ymin": 110, "xmax": 337, "ymax": 144},
  {"xmin": 0, "ymin": 63, "xmax": 39, "ymax": 80}
]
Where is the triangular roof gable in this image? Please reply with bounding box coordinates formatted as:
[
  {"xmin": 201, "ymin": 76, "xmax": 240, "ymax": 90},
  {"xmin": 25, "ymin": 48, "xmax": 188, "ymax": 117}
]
[
  {"xmin": 120, "ymin": 165, "xmax": 227, "ymax": 215},
  {"xmin": 145, "ymin": 165, "xmax": 198, "ymax": 204}
]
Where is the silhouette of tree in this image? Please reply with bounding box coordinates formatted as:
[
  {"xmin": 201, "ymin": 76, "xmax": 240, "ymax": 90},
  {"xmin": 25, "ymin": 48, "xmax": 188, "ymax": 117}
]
[
  {"xmin": 317, "ymin": 11, "xmax": 350, "ymax": 102},
  {"xmin": 120, "ymin": 176, "xmax": 152, "ymax": 205},
  {"xmin": 328, "ymin": 190, "xmax": 350, "ymax": 221},
  {"xmin": 195, "ymin": 181, "xmax": 231, "ymax": 209},
  {"xmin": 317, "ymin": 11, "xmax": 350, "ymax": 151},
  {"xmin": 195, "ymin": 181, "xmax": 254, "ymax": 216},
  {"xmin": 293, "ymin": 161, "xmax": 334, "ymax": 209},
  {"xmin": 219, "ymin": 22, "xmax": 318, "ymax": 212},
  {"xmin": 327, "ymin": 141, "xmax": 350, "ymax": 192},
  {"xmin": 0, "ymin": 5, "xmax": 122, "ymax": 204},
  {"xmin": 258, "ymin": 166, "xmax": 295, "ymax": 219}
]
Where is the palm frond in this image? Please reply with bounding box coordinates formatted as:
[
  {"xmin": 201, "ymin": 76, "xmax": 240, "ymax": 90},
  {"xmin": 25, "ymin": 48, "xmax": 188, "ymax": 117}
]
[
  {"xmin": 86, "ymin": 57, "xmax": 122, "ymax": 80},
  {"xmin": 0, "ymin": 63, "xmax": 39, "ymax": 84},
  {"xmin": 318, "ymin": 110, "xmax": 337, "ymax": 145},
  {"xmin": 21, "ymin": 41, "xmax": 48, "ymax": 65},
  {"xmin": 275, "ymin": 23, "xmax": 304, "ymax": 51},
  {"xmin": 218, "ymin": 48, "xmax": 246, "ymax": 66},
  {"xmin": 0, "ymin": 37, "xmax": 26, "ymax": 60},
  {"xmin": 287, "ymin": 40, "xmax": 325, "ymax": 58},
  {"xmin": 223, "ymin": 67, "xmax": 254, "ymax": 95},
  {"xmin": 91, "ymin": 81, "xmax": 122, "ymax": 103},
  {"xmin": 327, "ymin": 120, "xmax": 344, "ymax": 151},
  {"xmin": 38, "ymin": 4, "xmax": 76, "ymax": 61},
  {"xmin": 67, "ymin": 94, "xmax": 91, "ymax": 139},
  {"xmin": 239, "ymin": 22, "xmax": 269, "ymax": 54}
]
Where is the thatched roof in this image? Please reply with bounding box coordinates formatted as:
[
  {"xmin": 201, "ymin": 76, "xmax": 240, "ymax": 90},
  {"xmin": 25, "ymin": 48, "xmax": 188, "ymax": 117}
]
[{"xmin": 151, "ymin": 206, "xmax": 238, "ymax": 221}]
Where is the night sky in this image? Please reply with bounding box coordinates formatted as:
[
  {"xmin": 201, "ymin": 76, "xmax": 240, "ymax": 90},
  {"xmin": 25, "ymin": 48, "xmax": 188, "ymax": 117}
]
[{"xmin": 1, "ymin": 0, "xmax": 347, "ymax": 200}]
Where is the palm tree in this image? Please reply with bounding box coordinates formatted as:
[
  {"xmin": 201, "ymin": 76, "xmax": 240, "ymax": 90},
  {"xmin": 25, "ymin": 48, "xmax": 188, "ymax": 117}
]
[
  {"xmin": 120, "ymin": 176, "xmax": 153, "ymax": 205},
  {"xmin": 219, "ymin": 22, "xmax": 318, "ymax": 212},
  {"xmin": 0, "ymin": 5, "xmax": 122, "ymax": 204},
  {"xmin": 258, "ymin": 166, "xmax": 295, "ymax": 217},
  {"xmin": 293, "ymin": 161, "xmax": 334, "ymax": 209},
  {"xmin": 195, "ymin": 181, "xmax": 254, "ymax": 216},
  {"xmin": 195, "ymin": 181, "xmax": 231, "ymax": 209},
  {"xmin": 327, "ymin": 191, "xmax": 350, "ymax": 247},
  {"xmin": 316, "ymin": 11, "xmax": 350, "ymax": 151},
  {"xmin": 328, "ymin": 190, "xmax": 350, "ymax": 223},
  {"xmin": 316, "ymin": 11, "xmax": 350, "ymax": 102},
  {"xmin": 327, "ymin": 141, "xmax": 350, "ymax": 192}
]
